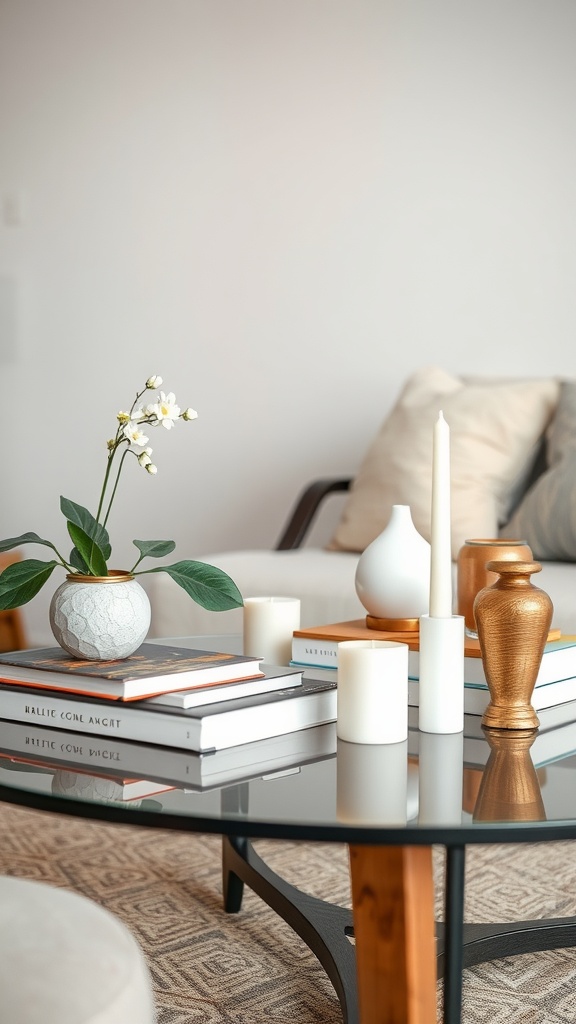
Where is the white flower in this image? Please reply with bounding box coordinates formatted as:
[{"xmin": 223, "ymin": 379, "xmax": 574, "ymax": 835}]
[
  {"xmin": 131, "ymin": 405, "xmax": 146, "ymax": 421},
  {"xmin": 146, "ymin": 375, "xmax": 163, "ymax": 389},
  {"xmin": 123, "ymin": 421, "xmax": 149, "ymax": 446},
  {"xmin": 182, "ymin": 407, "xmax": 198, "ymax": 421},
  {"xmin": 145, "ymin": 462, "xmax": 158, "ymax": 474},
  {"xmin": 149, "ymin": 391, "xmax": 181, "ymax": 430}
]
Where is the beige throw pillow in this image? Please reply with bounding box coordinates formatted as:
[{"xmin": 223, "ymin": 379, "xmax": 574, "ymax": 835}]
[{"xmin": 329, "ymin": 367, "xmax": 559, "ymax": 559}]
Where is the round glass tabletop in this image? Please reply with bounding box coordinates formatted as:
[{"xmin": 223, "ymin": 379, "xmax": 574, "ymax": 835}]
[{"xmin": 2, "ymin": 634, "xmax": 576, "ymax": 846}]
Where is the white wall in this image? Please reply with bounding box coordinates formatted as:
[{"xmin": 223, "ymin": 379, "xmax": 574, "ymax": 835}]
[{"xmin": 1, "ymin": 0, "xmax": 576, "ymax": 645}]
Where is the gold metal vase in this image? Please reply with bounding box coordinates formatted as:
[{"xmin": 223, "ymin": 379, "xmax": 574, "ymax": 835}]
[
  {"xmin": 473, "ymin": 560, "xmax": 553, "ymax": 730},
  {"xmin": 472, "ymin": 727, "xmax": 546, "ymax": 822}
]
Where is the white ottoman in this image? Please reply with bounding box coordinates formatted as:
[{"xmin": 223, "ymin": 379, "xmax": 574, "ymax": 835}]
[{"xmin": 0, "ymin": 876, "xmax": 155, "ymax": 1023}]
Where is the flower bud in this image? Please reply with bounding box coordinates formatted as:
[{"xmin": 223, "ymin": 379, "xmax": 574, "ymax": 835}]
[
  {"xmin": 117, "ymin": 411, "xmax": 130, "ymax": 423},
  {"xmin": 138, "ymin": 451, "xmax": 152, "ymax": 468},
  {"xmin": 145, "ymin": 462, "xmax": 158, "ymax": 475},
  {"xmin": 182, "ymin": 407, "xmax": 198, "ymax": 421},
  {"xmin": 106, "ymin": 438, "xmax": 116, "ymax": 450},
  {"xmin": 146, "ymin": 375, "xmax": 163, "ymax": 389}
]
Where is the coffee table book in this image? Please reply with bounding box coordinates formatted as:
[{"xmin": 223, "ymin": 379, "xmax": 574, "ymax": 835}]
[
  {"xmin": 0, "ymin": 672, "xmax": 336, "ymax": 752},
  {"xmin": 0, "ymin": 643, "xmax": 265, "ymax": 701},
  {"xmin": 0, "ymin": 718, "xmax": 337, "ymax": 791},
  {"xmin": 292, "ymin": 620, "xmax": 573, "ymax": 690}
]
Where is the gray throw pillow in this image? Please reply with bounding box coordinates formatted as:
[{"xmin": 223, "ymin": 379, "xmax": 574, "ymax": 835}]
[{"xmin": 501, "ymin": 381, "xmax": 576, "ymax": 560}]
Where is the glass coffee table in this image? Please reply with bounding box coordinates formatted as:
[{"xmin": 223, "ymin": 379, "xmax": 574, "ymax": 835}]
[{"xmin": 2, "ymin": 634, "xmax": 576, "ymax": 1024}]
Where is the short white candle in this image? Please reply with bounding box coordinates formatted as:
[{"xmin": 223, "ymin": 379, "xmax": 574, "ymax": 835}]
[
  {"xmin": 336, "ymin": 639, "xmax": 409, "ymax": 744},
  {"xmin": 429, "ymin": 410, "xmax": 453, "ymax": 618},
  {"xmin": 243, "ymin": 596, "xmax": 301, "ymax": 666}
]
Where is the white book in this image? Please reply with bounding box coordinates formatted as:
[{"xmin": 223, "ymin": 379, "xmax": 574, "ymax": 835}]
[
  {"xmin": 0, "ymin": 675, "xmax": 337, "ymax": 752},
  {"xmin": 0, "ymin": 718, "xmax": 337, "ymax": 790},
  {"xmin": 147, "ymin": 665, "xmax": 302, "ymax": 708}
]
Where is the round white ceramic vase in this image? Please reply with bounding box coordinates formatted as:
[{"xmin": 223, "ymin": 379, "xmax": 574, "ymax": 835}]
[
  {"xmin": 50, "ymin": 571, "xmax": 151, "ymax": 661},
  {"xmin": 354, "ymin": 504, "xmax": 431, "ymax": 622}
]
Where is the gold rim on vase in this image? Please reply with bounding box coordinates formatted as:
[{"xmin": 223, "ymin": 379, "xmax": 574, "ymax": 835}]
[{"xmin": 65, "ymin": 570, "xmax": 135, "ymax": 584}]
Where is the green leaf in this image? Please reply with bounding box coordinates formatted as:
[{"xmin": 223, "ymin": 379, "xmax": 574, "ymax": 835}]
[
  {"xmin": 143, "ymin": 560, "xmax": 244, "ymax": 611},
  {"xmin": 69, "ymin": 546, "xmax": 90, "ymax": 574},
  {"xmin": 132, "ymin": 539, "xmax": 176, "ymax": 560},
  {"xmin": 0, "ymin": 532, "xmax": 60, "ymax": 555},
  {"xmin": 67, "ymin": 522, "xmax": 108, "ymax": 577},
  {"xmin": 0, "ymin": 559, "xmax": 59, "ymax": 609},
  {"xmin": 60, "ymin": 497, "xmax": 111, "ymax": 560}
]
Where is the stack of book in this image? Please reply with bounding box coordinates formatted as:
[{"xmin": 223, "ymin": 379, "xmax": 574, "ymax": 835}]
[
  {"xmin": 0, "ymin": 718, "xmax": 337, "ymax": 795},
  {"xmin": 291, "ymin": 620, "xmax": 576, "ymax": 716},
  {"xmin": 0, "ymin": 643, "xmax": 337, "ymax": 753}
]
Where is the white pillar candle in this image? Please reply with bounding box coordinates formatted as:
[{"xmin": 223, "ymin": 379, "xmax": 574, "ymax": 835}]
[
  {"xmin": 429, "ymin": 410, "xmax": 453, "ymax": 618},
  {"xmin": 243, "ymin": 596, "xmax": 301, "ymax": 666},
  {"xmin": 336, "ymin": 738, "xmax": 408, "ymax": 825},
  {"xmin": 336, "ymin": 640, "xmax": 409, "ymax": 744}
]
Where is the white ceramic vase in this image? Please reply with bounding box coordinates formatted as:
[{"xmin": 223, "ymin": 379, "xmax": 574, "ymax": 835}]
[
  {"xmin": 354, "ymin": 504, "xmax": 431, "ymax": 623},
  {"xmin": 49, "ymin": 571, "xmax": 151, "ymax": 661}
]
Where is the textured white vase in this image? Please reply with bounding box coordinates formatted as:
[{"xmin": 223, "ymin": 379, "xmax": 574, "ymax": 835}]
[
  {"xmin": 50, "ymin": 571, "xmax": 151, "ymax": 660},
  {"xmin": 354, "ymin": 504, "xmax": 431, "ymax": 622}
]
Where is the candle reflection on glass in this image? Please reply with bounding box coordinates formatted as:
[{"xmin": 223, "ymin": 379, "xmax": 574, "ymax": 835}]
[
  {"xmin": 417, "ymin": 731, "xmax": 463, "ymax": 826},
  {"xmin": 336, "ymin": 739, "xmax": 414, "ymax": 825}
]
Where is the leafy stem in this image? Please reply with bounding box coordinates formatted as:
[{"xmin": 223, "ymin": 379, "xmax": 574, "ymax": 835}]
[{"xmin": 102, "ymin": 446, "xmax": 131, "ymax": 530}]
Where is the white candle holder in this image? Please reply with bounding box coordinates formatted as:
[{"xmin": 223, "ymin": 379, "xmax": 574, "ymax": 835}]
[
  {"xmin": 336, "ymin": 639, "xmax": 409, "ymax": 744},
  {"xmin": 242, "ymin": 596, "xmax": 301, "ymax": 666},
  {"xmin": 418, "ymin": 614, "xmax": 465, "ymax": 734}
]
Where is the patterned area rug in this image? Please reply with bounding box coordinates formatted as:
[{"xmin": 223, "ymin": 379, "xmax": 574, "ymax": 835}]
[{"xmin": 2, "ymin": 801, "xmax": 576, "ymax": 1022}]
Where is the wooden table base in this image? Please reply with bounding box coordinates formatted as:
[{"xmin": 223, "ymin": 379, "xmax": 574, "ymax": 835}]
[{"xmin": 349, "ymin": 845, "xmax": 436, "ymax": 1024}]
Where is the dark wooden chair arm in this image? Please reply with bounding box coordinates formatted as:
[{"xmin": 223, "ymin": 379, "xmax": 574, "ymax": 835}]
[{"xmin": 274, "ymin": 477, "xmax": 352, "ymax": 551}]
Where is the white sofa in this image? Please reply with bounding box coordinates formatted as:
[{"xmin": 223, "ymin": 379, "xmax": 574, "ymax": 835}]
[
  {"xmin": 149, "ymin": 481, "xmax": 576, "ymax": 641},
  {"xmin": 149, "ymin": 370, "xmax": 576, "ymax": 641}
]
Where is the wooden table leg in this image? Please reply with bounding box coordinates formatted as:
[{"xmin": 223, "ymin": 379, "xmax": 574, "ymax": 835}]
[{"xmin": 349, "ymin": 844, "xmax": 437, "ymax": 1024}]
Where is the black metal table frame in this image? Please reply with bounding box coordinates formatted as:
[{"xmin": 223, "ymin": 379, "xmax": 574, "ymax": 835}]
[
  {"xmin": 222, "ymin": 833, "xmax": 576, "ymax": 1024},
  {"xmin": 3, "ymin": 782, "xmax": 576, "ymax": 1023}
]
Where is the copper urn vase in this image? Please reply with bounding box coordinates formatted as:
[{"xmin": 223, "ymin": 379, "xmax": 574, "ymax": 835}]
[
  {"xmin": 473, "ymin": 560, "xmax": 553, "ymax": 730},
  {"xmin": 456, "ymin": 538, "xmax": 532, "ymax": 637}
]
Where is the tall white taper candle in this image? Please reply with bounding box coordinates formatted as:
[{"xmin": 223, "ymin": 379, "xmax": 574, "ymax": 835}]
[
  {"xmin": 429, "ymin": 410, "xmax": 452, "ymax": 618},
  {"xmin": 419, "ymin": 410, "xmax": 465, "ymax": 734}
]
